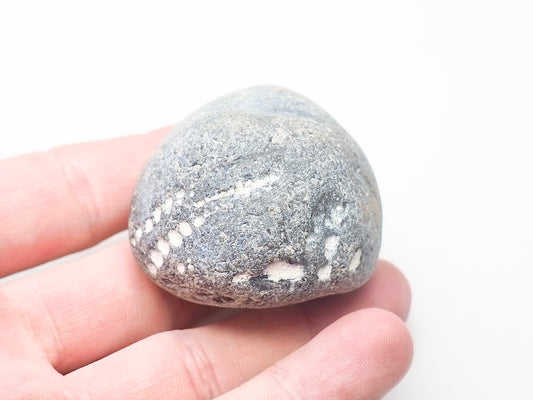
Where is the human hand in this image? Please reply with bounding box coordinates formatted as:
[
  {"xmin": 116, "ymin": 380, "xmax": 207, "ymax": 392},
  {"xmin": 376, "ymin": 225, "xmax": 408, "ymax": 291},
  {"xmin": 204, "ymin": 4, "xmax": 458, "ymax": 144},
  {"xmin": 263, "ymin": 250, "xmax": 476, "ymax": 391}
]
[{"xmin": 0, "ymin": 127, "xmax": 413, "ymax": 399}]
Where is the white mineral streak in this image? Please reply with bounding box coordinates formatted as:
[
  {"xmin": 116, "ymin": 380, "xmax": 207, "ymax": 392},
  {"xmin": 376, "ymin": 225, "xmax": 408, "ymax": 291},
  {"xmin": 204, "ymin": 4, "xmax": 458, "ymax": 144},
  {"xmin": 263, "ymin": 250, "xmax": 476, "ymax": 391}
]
[
  {"xmin": 317, "ymin": 264, "xmax": 332, "ymax": 281},
  {"xmin": 135, "ymin": 228, "xmax": 143, "ymax": 240},
  {"xmin": 324, "ymin": 236, "xmax": 340, "ymax": 261},
  {"xmin": 176, "ymin": 263, "xmax": 186, "ymax": 274},
  {"xmin": 349, "ymin": 249, "xmax": 362, "ymax": 272},
  {"xmin": 204, "ymin": 175, "xmax": 279, "ymax": 203},
  {"xmin": 193, "ymin": 200, "xmax": 206, "ymax": 208},
  {"xmin": 232, "ymin": 272, "xmax": 252, "ymax": 283},
  {"xmin": 265, "ymin": 261, "xmax": 305, "ymax": 282}
]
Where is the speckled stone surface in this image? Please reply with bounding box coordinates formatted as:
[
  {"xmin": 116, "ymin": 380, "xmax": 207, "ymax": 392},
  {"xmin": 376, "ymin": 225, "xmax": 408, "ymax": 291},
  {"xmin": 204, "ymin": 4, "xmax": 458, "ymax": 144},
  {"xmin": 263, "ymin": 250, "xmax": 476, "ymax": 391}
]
[{"xmin": 128, "ymin": 86, "xmax": 382, "ymax": 308}]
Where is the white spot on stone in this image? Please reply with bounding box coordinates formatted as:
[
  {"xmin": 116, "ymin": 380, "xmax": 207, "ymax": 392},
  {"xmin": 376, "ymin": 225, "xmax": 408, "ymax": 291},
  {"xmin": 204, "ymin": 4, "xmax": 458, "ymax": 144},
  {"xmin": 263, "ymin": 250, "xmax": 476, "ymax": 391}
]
[
  {"xmin": 189, "ymin": 191, "xmax": 195, "ymax": 198},
  {"xmin": 150, "ymin": 250, "xmax": 163, "ymax": 268},
  {"xmin": 193, "ymin": 216, "xmax": 205, "ymax": 227},
  {"xmin": 130, "ymin": 238, "xmax": 137, "ymax": 247},
  {"xmin": 193, "ymin": 200, "xmax": 205, "ymax": 208},
  {"xmin": 331, "ymin": 205, "xmax": 347, "ymax": 225},
  {"xmin": 186, "ymin": 257, "xmax": 192, "ymax": 263},
  {"xmin": 147, "ymin": 263, "xmax": 158, "ymax": 278},
  {"xmin": 232, "ymin": 272, "xmax": 251, "ymax": 284},
  {"xmin": 349, "ymin": 249, "xmax": 362, "ymax": 272},
  {"xmin": 265, "ymin": 261, "xmax": 305, "ymax": 282},
  {"xmin": 157, "ymin": 239, "xmax": 170, "ymax": 256},
  {"xmin": 179, "ymin": 221, "xmax": 193, "ymax": 237},
  {"xmin": 163, "ymin": 197, "xmax": 173, "ymax": 214},
  {"xmin": 271, "ymin": 128, "xmax": 289, "ymax": 143},
  {"xmin": 135, "ymin": 228, "xmax": 143, "ymax": 240},
  {"xmin": 176, "ymin": 190, "xmax": 185, "ymax": 199},
  {"xmin": 168, "ymin": 230, "xmax": 183, "ymax": 247},
  {"xmin": 153, "ymin": 207, "xmax": 162, "ymax": 224},
  {"xmin": 327, "ymin": 204, "xmax": 348, "ymax": 228},
  {"xmin": 144, "ymin": 219, "xmax": 153, "ymax": 233},
  {"xmin": 176, "ymin": 263, "xmax": 186, "ymax": 274},
  {"xmin": 176, "ymin": 198, "xmax": 184, "ymax": 206},
  {"xmin": 317, "ymin": 264, "xmax": 332, "ymax": 281},
  {"xmin": 187, "ymin": 264, "xmax": 195, "ymax": 272},
  {"xmin": 324, "ymin": 236, "xmax": 340, "ymax": 262}
]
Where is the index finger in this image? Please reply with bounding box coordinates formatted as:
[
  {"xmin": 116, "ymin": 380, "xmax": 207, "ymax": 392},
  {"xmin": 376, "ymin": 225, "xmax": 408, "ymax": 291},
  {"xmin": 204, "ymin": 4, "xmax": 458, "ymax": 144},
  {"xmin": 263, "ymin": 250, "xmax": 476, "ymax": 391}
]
[{"xmin": 0, "ymin": 126, "xmax": 171, "ymax": 276}]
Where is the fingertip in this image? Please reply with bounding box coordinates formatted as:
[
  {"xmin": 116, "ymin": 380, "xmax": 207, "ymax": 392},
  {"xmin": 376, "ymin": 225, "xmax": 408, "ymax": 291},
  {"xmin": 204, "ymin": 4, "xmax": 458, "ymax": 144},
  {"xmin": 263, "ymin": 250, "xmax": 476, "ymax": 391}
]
[
  {"xmin": 333, "ymin": 308, "xmax": 414, "ymax": 399},
  {"xmin": 216, "ymin": 307, "xmax": 414, "ymax": 400},
  {"xmin": 362, "ymin": 308, "xmax": 414, "ymax": 388},
  {"xmin": 373, "ymin": 259, "xmax": 412, "ymax": 320}
]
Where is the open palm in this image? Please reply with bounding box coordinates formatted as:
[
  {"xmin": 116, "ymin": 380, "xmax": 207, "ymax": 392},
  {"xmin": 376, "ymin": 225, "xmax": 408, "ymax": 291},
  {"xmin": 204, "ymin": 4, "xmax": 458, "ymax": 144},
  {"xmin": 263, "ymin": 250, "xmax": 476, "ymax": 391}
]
[{"xmin": 0, "ymin": 127, "xmax": 412, "ymax": 399}]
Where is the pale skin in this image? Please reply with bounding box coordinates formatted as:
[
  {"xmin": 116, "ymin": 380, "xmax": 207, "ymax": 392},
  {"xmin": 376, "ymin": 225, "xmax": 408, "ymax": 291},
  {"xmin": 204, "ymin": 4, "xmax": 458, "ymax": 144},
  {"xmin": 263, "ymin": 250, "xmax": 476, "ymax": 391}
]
[{"xmin": 0, "ymin": 126, "xmax": 413, "ymax": 399}]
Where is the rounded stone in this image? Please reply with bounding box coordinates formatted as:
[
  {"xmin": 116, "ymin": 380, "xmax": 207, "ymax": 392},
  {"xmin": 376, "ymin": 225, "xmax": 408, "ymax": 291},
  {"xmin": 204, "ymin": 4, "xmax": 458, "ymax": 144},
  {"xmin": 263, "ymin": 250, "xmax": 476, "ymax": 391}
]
[{"xmin": 128, "ymin": 86, "xmax": 382, "ymax": 308}]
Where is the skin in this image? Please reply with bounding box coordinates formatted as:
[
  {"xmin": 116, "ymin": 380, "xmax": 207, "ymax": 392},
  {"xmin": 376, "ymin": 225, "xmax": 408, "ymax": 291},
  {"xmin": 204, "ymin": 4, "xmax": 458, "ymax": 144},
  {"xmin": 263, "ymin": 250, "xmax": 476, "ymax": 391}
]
[{"xmin": 0, "ymin": 127, "xmax": 413, "ymax": 399}]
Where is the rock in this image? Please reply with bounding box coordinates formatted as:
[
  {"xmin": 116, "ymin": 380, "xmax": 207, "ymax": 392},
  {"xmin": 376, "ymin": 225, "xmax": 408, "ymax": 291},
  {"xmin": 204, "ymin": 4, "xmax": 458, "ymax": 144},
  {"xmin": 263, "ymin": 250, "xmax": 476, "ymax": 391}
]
[{"xmin": 128, "ymin": 86, "xmax": 382, "ymax": 308}]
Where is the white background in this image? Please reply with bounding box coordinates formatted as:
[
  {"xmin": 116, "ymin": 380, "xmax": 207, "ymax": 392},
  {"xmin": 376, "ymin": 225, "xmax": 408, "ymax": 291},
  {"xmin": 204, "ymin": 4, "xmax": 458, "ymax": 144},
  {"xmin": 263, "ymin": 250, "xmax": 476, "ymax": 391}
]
[{"xmin": 1, "ymin": 1, "xmax": 532, "ymax": 398}]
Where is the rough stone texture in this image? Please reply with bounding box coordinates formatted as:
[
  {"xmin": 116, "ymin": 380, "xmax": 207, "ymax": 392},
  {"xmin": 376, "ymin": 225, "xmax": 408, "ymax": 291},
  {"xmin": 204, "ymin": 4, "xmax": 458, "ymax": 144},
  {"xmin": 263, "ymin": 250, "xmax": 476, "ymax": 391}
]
[{"xmin": 128, "ymin": 86, "xmax": 382, "ymax": 308}]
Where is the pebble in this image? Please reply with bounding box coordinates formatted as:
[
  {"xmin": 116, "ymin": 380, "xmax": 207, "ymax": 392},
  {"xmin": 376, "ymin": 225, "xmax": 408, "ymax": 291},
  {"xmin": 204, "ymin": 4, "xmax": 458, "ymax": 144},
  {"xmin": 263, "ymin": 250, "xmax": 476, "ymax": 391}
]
[{"xmin": 128, "ymin": 86, "xmax": 382, "ymax": 308}]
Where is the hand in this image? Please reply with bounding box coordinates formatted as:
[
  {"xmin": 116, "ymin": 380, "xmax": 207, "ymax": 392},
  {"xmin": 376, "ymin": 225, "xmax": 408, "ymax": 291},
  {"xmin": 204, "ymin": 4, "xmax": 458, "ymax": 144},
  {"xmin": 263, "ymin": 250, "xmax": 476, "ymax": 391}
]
[{"xmin": 0, "ymin": 127, "xmax": 413, "ymax": 399}]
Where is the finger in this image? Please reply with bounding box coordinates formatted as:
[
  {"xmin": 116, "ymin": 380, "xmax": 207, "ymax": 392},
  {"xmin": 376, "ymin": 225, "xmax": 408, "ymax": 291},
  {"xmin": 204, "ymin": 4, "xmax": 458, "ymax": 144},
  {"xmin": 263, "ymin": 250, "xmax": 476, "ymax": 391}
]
[
  {"xmin": 64, "ymin": 262, "xmax": 411, "ymax": 399},
  {"xmin": 300, "ymin": 259, "xmax": 412, "ymax": 328},
  {"xmin": 1, "ymin": 241, "xmax": 212, "ymax": 373},
  {"xmin": 3, "ymin": 253, "xmax": 408, "ymax": 375},
  {"xmin": 0, "ymin": 126, "xmax": 170, "ymax": 276},
  {"xmin": 217, "ymin": 309, "xmax": 413, "ymax": 400}
]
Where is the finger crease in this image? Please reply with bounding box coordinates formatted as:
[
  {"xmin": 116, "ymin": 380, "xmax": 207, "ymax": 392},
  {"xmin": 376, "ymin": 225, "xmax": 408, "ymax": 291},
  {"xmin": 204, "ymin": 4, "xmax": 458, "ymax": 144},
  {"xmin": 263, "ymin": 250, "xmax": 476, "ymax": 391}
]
[
  {"xmin": 297, "ymin": 303, "xmax": 319, "ymax": 339},
  {"xmin": 174, "ymin": 331, "xmax": 223, "ymax": 399},
  {"xmin": 49, "ymin": 149, "xmax": 101, "ymax": 244},
  {"xmin": 33, "ymin": 284, "xmax": 66, "ymax": 369},
  {"xmin": 265, "ymin": 364, "xmax": 303, "ymax": 400}
]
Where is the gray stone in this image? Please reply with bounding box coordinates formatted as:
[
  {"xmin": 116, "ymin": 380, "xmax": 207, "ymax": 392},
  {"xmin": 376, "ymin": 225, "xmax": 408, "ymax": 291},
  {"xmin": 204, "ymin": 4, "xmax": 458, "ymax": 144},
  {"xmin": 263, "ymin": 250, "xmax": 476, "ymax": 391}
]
[{"xmin": 128, "ymin": 86, "xmax": 382, "ymax": 308}]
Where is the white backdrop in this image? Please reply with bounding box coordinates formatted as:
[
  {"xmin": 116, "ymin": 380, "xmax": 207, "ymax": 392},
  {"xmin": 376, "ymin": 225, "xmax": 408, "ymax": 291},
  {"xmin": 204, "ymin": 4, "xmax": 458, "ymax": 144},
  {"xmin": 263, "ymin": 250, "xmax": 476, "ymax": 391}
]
[{"xmin": 1, "ymin": 1, "xmax": 532, "ymax": 398}]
